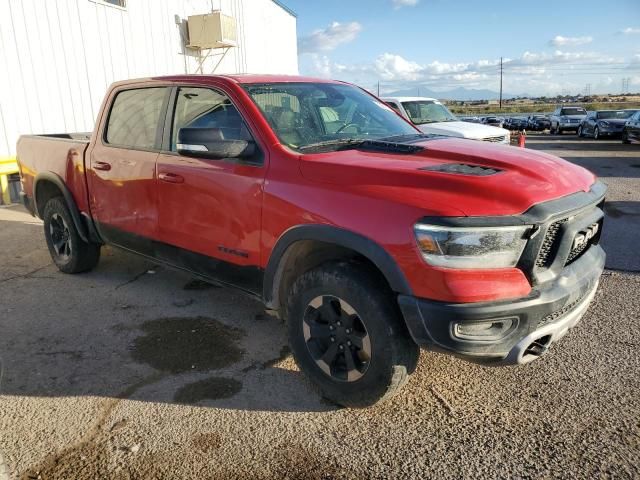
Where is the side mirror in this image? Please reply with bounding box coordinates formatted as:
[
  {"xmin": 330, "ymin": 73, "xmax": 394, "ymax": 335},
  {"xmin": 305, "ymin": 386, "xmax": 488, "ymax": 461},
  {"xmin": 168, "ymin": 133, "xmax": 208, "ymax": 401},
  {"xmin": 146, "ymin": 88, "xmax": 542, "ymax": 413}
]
[{"xmin": 177, "ymin": 128, "xmax": 255, "ymax": 159}]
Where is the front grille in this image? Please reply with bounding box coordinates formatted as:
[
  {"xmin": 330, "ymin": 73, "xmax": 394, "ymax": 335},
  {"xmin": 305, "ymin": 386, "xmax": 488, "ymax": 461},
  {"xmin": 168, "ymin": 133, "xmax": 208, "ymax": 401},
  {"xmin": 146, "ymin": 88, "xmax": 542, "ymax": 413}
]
[
  {"xmin": 535, "ymin": 218, "xmax": 568, "ymax": 267},
  {"xmin": 482, "ymin": 135, "xmax": 506, "ymax": 143},
  {"xmin": 538, "ymin": 291, "xmax": 587, "ymax": 328},
  {"xmin": 566, "ymin": 239, "xmax": 590, "ymax": 264}
]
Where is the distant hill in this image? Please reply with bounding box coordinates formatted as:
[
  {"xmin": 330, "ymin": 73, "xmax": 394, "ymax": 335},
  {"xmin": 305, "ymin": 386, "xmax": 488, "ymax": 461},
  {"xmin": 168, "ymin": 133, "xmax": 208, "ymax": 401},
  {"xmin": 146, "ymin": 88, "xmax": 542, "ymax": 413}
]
[{"xmin": 384, "ymin": 86, "xmax": 530, "ymax": 101}]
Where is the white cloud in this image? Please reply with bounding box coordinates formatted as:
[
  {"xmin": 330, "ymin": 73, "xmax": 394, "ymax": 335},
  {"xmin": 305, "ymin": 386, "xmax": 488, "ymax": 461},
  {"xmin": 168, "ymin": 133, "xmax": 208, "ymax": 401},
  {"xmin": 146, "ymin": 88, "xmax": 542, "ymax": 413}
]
[
  {"xmin": 392, "ymin": 0, "xmax": 419, "ymax": 8},
  {"xmin": 620, "ymin": 27, "xmax": 640, "ymax": 34},
  {"xmin": 303, "ymin": 48, "xmax": 634, "ymax": 96},
  {"xmin": 549, "ymin": 35, "xmax": 593, "ymax": 47},
  {"xmin": 298, "ymin": 22, "xmax": 362, "ymax": 54}
]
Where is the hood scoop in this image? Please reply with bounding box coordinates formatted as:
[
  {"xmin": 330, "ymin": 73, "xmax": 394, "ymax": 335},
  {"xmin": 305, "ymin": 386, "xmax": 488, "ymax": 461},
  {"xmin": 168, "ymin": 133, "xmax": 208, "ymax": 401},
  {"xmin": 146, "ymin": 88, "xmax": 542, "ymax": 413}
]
[{"xmin": 420, "ymin": 163, "xmax": 502, "ymax": 176}]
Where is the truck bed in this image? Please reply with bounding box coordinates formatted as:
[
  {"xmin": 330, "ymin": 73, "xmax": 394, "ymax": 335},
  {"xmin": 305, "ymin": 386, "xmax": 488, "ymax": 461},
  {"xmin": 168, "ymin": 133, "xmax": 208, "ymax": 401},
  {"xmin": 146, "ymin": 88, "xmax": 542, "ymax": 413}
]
[{"xmin": 17, "ymin": 132, "xmax": 93, "ymax": 217}]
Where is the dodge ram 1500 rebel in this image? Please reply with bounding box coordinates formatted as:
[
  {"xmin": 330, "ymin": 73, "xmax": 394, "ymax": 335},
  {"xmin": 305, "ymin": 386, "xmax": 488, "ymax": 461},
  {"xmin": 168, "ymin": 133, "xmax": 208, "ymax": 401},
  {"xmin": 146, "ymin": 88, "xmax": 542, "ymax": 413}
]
[{"xmin": 17, "ymin": 75, "xmax": 606, "ymax": 407}]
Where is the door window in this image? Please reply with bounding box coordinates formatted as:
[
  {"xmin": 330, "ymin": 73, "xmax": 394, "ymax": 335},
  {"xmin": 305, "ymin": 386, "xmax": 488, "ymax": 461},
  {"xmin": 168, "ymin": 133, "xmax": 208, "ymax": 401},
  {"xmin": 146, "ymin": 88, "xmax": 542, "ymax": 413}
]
[
  {"xmin": 105, "ymin": 88, "xmax": 167, "ymax": 149},
  {"xmin": 171, "ymin": 87, "xmax": 252, "ymax": 151}
]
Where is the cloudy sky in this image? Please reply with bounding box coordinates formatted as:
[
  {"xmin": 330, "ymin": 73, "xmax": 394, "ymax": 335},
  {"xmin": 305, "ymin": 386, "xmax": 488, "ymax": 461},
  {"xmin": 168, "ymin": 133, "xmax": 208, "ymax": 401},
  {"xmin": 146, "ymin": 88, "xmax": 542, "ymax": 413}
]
[{"xmin": 284, "ymin": 0, "xmax": 640, "ymax": 96}]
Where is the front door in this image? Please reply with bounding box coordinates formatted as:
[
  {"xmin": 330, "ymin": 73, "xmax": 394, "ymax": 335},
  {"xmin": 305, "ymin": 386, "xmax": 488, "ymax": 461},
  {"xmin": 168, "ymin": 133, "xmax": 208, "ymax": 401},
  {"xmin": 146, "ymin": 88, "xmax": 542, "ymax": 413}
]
[
  {"xmin": 88, "ymin": 87, "xmax": 169, "ymax": 246},
  {"xmin": 155, "ymin": 86, "xmax": 266, "ymax": 270}
]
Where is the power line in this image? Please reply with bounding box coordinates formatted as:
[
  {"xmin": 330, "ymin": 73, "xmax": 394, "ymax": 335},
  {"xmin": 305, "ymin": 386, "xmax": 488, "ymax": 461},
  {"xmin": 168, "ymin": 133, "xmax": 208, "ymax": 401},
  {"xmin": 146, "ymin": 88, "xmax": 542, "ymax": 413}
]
[{"xmin": 499, "ymin": 56, "xmax": 503, "ymax": 109}]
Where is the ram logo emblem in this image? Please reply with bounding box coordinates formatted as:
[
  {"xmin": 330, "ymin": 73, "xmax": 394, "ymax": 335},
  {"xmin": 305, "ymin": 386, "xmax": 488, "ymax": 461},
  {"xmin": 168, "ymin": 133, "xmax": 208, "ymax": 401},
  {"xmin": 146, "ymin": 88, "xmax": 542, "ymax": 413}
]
[{"xmin": 572, "ymin": 223, "xmax": 599, "ymax": 250}]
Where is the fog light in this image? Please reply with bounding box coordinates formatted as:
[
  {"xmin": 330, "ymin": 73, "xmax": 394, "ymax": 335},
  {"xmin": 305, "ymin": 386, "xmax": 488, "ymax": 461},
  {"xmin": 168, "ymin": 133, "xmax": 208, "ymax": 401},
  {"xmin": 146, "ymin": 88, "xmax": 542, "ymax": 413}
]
[{"xmin": 453, "ymin": 317, "xmax": 516, "ymax": 341}]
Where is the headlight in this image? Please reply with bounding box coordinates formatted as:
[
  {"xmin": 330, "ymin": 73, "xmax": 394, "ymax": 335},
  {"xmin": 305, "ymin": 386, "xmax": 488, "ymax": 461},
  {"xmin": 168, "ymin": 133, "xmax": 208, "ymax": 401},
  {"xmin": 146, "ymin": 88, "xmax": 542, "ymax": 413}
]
[
  {"xmin": 599, "ymin": 121, "xmax": 610, "ymax": 127},
  {"xmin": 413, "ymin": 224, "xmax": 530, "ymax": 269}
]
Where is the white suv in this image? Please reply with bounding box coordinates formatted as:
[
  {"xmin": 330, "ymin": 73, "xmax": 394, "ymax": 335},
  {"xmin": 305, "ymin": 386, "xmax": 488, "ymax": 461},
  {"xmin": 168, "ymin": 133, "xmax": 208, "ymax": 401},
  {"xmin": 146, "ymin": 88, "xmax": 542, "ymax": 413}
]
[{"xmin": 383, "ymin": 96, "xmax": 510, "ymax": 144}]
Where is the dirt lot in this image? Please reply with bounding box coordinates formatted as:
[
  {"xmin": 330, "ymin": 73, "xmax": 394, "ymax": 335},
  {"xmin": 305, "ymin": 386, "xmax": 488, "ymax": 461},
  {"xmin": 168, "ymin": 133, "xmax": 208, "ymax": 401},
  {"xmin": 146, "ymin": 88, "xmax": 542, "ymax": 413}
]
[{"xmin": 1, "ymin": 136, "xmax": 639, "ymax": 479}]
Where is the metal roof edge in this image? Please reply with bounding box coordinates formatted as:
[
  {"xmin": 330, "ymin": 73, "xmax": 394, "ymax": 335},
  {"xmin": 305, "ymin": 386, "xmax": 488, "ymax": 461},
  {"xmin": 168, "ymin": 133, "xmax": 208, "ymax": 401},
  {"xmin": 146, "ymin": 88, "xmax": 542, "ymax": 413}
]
[{"xmin": 271, "ymin": 0, "xmax": 297, "ymax": 17}]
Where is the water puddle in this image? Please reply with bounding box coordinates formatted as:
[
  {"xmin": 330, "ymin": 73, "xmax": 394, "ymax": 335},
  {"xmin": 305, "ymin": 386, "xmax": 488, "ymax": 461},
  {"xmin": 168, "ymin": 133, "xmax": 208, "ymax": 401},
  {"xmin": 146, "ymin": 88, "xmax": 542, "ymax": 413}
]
[{"xmin": 131, "ymin": 317, "xmax": 244, "ymax": 373}]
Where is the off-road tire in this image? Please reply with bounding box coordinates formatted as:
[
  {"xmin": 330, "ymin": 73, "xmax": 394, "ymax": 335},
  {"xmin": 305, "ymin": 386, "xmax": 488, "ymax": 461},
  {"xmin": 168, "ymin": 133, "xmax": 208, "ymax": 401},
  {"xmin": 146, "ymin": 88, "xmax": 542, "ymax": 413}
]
[
  {"xmin": 287, "ymin": 261, "xmax": 420, "ymax": 408},
  {"xmin": 43, "ymin": 197, "xmax": 100, "ymax": 273}
]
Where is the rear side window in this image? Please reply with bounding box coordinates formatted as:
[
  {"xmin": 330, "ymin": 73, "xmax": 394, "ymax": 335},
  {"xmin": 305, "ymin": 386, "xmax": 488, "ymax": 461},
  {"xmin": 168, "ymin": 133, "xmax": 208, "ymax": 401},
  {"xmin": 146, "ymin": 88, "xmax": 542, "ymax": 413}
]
[{"xmin": 105, "ymin": 88, "xmax": 167, "ymax": 149}]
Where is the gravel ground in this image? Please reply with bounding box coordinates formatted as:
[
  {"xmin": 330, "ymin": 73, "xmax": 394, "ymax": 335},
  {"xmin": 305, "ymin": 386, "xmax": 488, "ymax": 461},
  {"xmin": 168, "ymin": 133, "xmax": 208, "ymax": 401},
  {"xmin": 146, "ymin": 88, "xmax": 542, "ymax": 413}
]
[{"xmin": 0, "ymin": 136, "xmax": 639, "ymax": 479}]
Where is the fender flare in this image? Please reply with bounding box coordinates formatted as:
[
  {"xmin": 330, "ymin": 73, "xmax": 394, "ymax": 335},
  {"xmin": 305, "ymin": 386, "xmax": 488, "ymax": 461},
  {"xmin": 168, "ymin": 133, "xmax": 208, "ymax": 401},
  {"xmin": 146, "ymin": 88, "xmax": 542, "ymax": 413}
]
[
  {"xmin": 263, "ymin": 224, "xmax": 413, "ymax": 309},
  {"xmin": 33, "ymin": 172, "xmax": 90, "ymax": 243}
]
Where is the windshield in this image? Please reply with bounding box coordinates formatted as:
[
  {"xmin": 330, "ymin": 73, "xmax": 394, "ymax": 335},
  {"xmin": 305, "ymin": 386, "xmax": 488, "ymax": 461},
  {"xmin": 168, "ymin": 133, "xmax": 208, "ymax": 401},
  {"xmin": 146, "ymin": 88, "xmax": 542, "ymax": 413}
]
[
  {"xmin": 560, "ymin": 107, "xmax": 587, "ymax": 116},
  {"xmin": 242, "ymin": 83, "xmax": 418, "ymax": 151},
  {"xmin": 597, "ymin": 110, "xmax": 636, "ymax": 120},
  {"xmin": 401, "ymin": 100, "xmax": 458, "ymax": 124}
]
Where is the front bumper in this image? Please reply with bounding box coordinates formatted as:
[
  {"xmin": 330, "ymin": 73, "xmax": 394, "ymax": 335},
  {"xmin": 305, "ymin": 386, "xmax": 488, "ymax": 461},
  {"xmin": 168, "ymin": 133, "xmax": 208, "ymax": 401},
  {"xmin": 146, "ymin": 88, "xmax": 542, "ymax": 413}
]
[
  {"xmin": 398, "ymin": 245, "xmax": 605, "ymax": 365},
  {"xmin": 598, "ymin": 125, "xmax": 625, "ymax": 135}
]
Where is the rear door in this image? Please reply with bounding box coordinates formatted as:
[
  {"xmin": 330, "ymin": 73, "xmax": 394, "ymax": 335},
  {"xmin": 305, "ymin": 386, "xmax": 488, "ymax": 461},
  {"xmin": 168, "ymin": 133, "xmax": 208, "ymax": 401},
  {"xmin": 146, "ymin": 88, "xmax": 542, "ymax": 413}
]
[
  {"xmin": 155, "ymin": 85, "xmax": 266, "ymax": 269},
  {"xmin": 88, "ymin": 86, "xmax": 170, "ymax": 247}
]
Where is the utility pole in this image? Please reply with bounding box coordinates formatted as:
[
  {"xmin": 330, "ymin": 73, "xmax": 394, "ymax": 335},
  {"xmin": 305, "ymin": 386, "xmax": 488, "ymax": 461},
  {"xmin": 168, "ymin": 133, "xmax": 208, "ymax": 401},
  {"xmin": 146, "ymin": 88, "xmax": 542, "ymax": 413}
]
[{"xmin": 499, "ymin": 57, "xmax": 503, "ymax": 110}]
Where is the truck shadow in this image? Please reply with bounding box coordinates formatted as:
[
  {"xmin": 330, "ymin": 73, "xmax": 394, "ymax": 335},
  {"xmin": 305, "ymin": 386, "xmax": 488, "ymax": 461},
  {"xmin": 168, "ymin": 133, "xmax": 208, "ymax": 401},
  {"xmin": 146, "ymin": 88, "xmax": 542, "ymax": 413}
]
[{"xmin": 0, "ymin": 242, "xmax": 336, "ymax": 413}]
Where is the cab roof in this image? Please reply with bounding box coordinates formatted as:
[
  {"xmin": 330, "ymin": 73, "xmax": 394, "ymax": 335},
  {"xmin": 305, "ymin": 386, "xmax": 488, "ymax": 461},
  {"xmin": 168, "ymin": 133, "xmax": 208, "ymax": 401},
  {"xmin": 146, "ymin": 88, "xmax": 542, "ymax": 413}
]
[{"xmin": 143, "ymin": 74, "xmax": 346, "ymax": 85}]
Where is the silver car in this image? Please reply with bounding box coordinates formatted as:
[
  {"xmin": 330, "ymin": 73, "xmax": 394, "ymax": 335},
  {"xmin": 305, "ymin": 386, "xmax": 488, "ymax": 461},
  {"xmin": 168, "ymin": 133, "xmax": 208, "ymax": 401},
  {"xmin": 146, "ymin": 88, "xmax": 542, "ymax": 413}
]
[{"xmin": 550, "ymin": 106, "xmax": 587, "ymax": 134}]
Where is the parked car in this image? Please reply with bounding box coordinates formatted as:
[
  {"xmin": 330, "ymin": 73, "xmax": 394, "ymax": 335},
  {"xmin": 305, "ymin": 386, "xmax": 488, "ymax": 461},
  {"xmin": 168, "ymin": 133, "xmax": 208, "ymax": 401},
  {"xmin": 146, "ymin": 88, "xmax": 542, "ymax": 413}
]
[
  {"xmin": 17, "ymin": 75, "xmax": 606, "ymax": 407},
  {"xmin": 482, "ymin": 116, "xmax": 504, "ymax": 127},
  {"xmin": 578, "ymin": 110, "xmax": 638, "ymax": 139},
  {"xmin": 527, "ymin": 115, "xmax": 550, "ymax": 131},
  {"xmin": 506, "ymin": 117, "xmax": 528, "ymax": 131},
  {"xmin": 383, "ymin": 97, "xmax": 510, "ymax": 143},
  {"xmin": 550, "ymin": 106, "xmax": 587, "ymax": 134},
  {"xmin": 622, "ymin": 110, "xmax": 640, "ymax": 144}
]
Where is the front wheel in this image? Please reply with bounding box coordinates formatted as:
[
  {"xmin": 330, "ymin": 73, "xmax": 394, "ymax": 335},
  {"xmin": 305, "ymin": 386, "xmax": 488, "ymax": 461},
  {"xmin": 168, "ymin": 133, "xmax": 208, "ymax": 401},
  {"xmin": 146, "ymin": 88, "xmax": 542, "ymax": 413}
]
[
  {"xmin": 622, "ymin": 131, "xmax": 631, "ymax": 144},
  {"xmin": 43, "ymin": 197, "xmax": 101, "ymax": 273},
  {"xmin": 594, "ymin": 127, "xmax": 600, "ymax": 140},
  {"xmin": 287, "ymin": 262, "xmax": 419, "ymax": 408},
  {"xmin": 577, "ymin": 126, "xmax": 584, "ymax": 137}
]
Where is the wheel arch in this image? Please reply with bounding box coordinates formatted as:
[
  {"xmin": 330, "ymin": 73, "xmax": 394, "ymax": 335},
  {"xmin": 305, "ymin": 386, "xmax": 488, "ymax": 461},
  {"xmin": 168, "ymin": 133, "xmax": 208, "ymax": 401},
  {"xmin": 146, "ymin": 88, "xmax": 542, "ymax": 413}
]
[
  {"xmin": 263, "ymin": 225, "xmax": 413, "ymax": 314},
  {"xmin": 34, "ymin": 172, "xmax": 90, "ymax": 243}
]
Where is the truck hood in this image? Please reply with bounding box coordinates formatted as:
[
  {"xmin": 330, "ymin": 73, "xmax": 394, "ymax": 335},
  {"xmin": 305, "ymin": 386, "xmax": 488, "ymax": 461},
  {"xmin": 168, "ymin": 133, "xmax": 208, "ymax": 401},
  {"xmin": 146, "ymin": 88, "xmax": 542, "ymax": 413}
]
[
  {"xmin": 299, "ymin": 137, "xmax": 595, "ymax": 217},
  {"xmin": 416, "ymin": 121, "xmax": 508, "ymax": 140}
]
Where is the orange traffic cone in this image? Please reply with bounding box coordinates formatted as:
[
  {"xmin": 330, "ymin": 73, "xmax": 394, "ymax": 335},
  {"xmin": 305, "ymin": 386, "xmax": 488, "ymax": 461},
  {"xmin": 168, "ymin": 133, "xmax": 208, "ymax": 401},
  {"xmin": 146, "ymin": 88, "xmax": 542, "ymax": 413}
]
[{"xmin": 518, "ymin": 130, "xmax": 526, "ymax": 148}]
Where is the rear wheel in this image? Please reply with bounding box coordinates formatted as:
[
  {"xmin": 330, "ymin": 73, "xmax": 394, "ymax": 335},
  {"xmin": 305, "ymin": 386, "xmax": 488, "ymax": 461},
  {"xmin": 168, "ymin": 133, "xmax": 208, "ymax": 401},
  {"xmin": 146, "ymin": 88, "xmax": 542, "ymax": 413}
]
[
  {"xmin": 43, "ymin": 197, "xmax": 100, "ymax": 273},
  {"xmin": 287, "ymin": 262, "xmax": 419, "ymax": 408}
]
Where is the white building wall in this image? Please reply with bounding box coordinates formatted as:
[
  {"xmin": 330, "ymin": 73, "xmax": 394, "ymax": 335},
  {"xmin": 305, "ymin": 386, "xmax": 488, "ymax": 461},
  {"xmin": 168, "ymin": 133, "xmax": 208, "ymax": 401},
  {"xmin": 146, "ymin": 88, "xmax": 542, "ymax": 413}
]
[{"xmin": 0, "ymin": 0, "xmax": 298, "ymax": 157}]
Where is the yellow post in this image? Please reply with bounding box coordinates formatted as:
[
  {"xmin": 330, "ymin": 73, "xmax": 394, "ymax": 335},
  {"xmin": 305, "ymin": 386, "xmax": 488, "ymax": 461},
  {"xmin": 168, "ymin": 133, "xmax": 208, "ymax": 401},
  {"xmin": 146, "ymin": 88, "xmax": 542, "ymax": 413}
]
[{"xmin": 0, "ymin": 157, "xmax": 19, "ymax": 205}]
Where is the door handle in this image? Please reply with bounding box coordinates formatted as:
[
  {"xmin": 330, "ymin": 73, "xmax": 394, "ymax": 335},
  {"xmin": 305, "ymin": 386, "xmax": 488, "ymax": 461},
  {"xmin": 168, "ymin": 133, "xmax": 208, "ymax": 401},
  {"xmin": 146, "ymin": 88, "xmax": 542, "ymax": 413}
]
[
  {"xmin": 94, "ymin": 161, "xmax": 111, "ymax": 171},
  {"xmin": 158, "ymin": 172, "xmax": 184, "ymax": 184}
]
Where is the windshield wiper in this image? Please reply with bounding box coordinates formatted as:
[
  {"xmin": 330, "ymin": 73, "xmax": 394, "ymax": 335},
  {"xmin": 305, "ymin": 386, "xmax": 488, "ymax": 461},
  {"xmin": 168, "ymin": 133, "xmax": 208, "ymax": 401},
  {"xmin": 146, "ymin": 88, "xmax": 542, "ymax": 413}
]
[
  {"xmin": 298, "ymin": 138, "xmax": 364, "ymax": 152},
  {"xmin": 377, "ymin": 133, "xmax": 431, "ymax": 142},
  {"xmin": 357, "ymin": 139, "xmax": 424, "ymax": 154}
]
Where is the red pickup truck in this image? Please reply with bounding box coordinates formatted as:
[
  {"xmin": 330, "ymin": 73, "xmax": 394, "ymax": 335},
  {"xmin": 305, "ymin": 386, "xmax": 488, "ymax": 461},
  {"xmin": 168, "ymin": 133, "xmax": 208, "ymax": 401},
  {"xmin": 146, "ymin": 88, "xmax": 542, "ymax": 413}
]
[{"xmin": 17, "ymin": 75, "xmax": 606, "ymax": 407}]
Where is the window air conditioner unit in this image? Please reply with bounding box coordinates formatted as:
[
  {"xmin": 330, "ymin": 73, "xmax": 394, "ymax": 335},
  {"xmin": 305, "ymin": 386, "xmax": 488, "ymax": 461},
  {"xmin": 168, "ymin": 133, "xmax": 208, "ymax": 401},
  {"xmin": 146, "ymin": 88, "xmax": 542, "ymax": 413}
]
[{"xmin": 187, "ymin": 12, "xmax": 237, "ymax": 49}]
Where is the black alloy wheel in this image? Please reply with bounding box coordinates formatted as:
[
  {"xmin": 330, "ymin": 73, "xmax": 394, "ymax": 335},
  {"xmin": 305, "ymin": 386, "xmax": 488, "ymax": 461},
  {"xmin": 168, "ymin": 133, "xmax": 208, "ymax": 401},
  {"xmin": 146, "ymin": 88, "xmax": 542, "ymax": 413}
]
[
  {"xmin": 302, "ymin": 295, "xmax": 372, "ymax": 382},
  {"xmin": 49, "ymin": 212, "xmax": 72, "ymax": 260}
]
